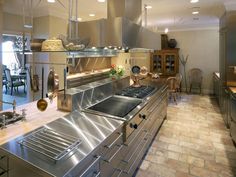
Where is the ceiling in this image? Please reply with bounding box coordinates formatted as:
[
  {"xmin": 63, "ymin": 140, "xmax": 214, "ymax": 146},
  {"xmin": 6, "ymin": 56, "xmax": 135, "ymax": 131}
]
[{"xmin": 3, "ymin": 0, "xmax": 236, "ymax": 32}]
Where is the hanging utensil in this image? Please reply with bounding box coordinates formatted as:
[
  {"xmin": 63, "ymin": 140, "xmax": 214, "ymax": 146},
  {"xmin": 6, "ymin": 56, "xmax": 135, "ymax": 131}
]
[
  {"xmin": 28, "ymin": 66, "xmax": 39, "ymax": 92},
  {"xmin": 47, "ymin": 68, "xmax": 59, "ymax": 103},
  {"xmin": 37, "ymin": 67, "xmax": 48, "ymax": 111},
  {"xmin": 64, "ymin": 68, "xmax": 67, "ymax": 100},
  {"xmin": 32, "ymin": 67, "xmax": 39, "ymax": 92}
]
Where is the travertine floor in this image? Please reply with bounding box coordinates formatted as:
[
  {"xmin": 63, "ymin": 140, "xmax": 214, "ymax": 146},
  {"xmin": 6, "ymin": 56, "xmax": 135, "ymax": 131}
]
[{"xmin": 135, "ymin": 94, "xmax": 236, "ymax": 177}]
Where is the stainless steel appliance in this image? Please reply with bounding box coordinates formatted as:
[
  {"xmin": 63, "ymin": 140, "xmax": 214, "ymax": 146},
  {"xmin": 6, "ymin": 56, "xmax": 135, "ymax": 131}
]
[
  {"xmin": 78, "ymin": 0, "xmax": 161, "ymax": 49},
  {"xmin": 116, "ymin": 85, "xmax": 155, "ymax": 99},
  {"xmin": 0, "ymin": 112, "xmax": 123, "ymax": 177}
]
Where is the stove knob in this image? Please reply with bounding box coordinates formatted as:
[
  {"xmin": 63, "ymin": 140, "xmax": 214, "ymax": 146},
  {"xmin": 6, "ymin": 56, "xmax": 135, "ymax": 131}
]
[
  {"xmin": 139, "ymin": 114, "xmax": 146, "ymax": 119},
  {"xmin": 130, "ymin": 123, "xmax": 138, "ymax": 129}
]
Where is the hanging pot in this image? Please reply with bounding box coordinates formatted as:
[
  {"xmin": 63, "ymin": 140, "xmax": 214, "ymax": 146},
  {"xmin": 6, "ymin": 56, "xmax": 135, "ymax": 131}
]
[{"xmin": 47, "ymin": 68, "xmax": 59, "ymax": 103}]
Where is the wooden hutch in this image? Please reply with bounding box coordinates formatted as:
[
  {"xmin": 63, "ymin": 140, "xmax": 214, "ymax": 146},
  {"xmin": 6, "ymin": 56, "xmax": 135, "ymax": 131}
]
[{"xmin": 151, "ymin": 48, "xmax": 179, "ymax": 76}]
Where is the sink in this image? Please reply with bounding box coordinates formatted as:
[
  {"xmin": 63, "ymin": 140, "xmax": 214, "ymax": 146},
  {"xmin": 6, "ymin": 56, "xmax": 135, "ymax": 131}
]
[{"xmin": 0, "ymin": 112, "xmax": 24, "ymax": 127}]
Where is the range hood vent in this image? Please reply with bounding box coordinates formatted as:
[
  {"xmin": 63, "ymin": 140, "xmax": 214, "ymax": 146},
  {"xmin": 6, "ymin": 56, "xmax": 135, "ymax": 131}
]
[{"xmin": 78, "ymin": 0, "xmax": 161, "ymax": 49}]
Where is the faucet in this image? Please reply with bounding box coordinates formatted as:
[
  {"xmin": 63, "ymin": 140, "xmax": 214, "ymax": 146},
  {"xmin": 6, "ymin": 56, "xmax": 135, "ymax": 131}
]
[{"xmin": 0, "ymin": 99, "xmax": 16, "ymax": 114}]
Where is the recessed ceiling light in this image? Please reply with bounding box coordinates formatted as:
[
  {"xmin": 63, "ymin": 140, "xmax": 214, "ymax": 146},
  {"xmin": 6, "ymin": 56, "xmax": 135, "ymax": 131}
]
[
  {"xmin": 192, "ymin": 11, "xmax": 199, "ymax": 15},
  {"xmin": 97, "ymin": 0, "xmax": 105, "ymax": 2},
  {"xmin": 145, "ymin": 5, "xmax": 152, "ymax": 9},
  {"xmin": 77, "ymin": 18, "xmax": 82, "ymax": 21},
  {"xmin": 190, "ymin": 0, "xmax": 199, "ymax": 3},
  {"xmin": 89, "ymin": 14, "xmax": 95, "ymax": 17},
  {"xmin": 165, "ymin": 28, "xmax": 169, "ymax": 34},
  {"xmin": 47, "ymin": 0, "xmax": 55, "ymax": 3}
]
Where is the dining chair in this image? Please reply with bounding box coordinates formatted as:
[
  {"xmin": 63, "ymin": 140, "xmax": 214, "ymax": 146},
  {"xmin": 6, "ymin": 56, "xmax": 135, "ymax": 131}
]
[
  {"xmin": 4, "ymin": 68, "xmax": 25, "ymax": 95},
  {"xmin": 175, "ymin": 73, "xmax": 183, "ymax": 97},
  {"xmin": 166, "ymin": 77, "xmax": 178, "ymax": 104},
  {"xmin": 188, "ymin": 68, "xmax": 203, "ymax": 94}
]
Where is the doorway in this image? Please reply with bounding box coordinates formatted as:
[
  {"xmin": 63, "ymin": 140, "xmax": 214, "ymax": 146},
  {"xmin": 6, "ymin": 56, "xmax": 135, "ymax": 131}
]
[{"xmin": 2, "ymin": 34, "xmax": 28, "ymax": 110}]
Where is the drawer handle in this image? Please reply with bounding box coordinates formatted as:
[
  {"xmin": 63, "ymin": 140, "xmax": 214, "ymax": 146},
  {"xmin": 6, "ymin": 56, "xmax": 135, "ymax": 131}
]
[
  {"xmin": 104, "ymin": 133, "xmax": 123, "ymax": 149},
  {"xmin": 80, "ymin": 156, "xmax": 101, "ymax": 177},
  {"xmin": 94, "ymin": 171, "xmax": 100, "ymax": 177},
  {"xmin": 104, "ymin": 145, "xmax": 123, "ymax": 163},
  {"xmin": 122, "ymin": 132, "xmax": 148, "ymax": 164},
  {"xmin": 147, "ymin": 94, "xmax": 166, "ymax": 113},
  {"xmin": 123, "ymin": 137, "xmax": 149, "ymax": 174}
]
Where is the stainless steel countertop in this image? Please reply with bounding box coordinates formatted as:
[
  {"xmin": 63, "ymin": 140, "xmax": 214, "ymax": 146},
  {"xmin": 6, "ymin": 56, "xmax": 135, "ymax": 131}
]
[
  {"xmin": 82, "ymin": 79, "xmax": 167, "ymax": 122},
  {"xmin": 0, "ymin": 77, "xmax": 167, "ymax": 177},
  {"xmin": 0, "ymin": 111, "xmax": 123, "ymax": 177}
]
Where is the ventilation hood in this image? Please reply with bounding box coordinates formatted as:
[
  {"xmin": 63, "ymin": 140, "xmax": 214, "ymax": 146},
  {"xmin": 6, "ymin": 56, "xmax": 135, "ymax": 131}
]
[{"xmin": 78, "ymin": 0, "xmax": 161, "ymax": 49}]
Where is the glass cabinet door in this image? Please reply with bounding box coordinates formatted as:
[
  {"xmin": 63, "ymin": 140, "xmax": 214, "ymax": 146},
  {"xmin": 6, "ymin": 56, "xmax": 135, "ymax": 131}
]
[
  {"xmin": 165, "ymin": 54, "xmax": 176, "ymax": 74},
  {"xmin": 152, "ymin": 54, "xmax": 163, "ymax": 73}
]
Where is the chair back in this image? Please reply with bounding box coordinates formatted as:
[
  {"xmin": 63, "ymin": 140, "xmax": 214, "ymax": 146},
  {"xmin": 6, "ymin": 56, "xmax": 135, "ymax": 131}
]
[
  {"xmin": 175, "ymin": 73, "xmax": 182, "ymax": 88},
  {"xmin": 4, "ymin": 69, "xmax": 12, "ymax": 83},
  {"xmin": 188, "ymin": 68, "xmax": 203, "ymax": 84},
  {"xmin": 166, "ymin": 77, "xmax": 177, "ymax": 91}
]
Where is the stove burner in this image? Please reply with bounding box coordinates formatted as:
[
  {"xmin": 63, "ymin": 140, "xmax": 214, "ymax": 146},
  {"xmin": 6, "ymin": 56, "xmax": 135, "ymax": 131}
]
[{"xmin": 116, "ymin": 86, "xmax": 155, "ymax": 99}]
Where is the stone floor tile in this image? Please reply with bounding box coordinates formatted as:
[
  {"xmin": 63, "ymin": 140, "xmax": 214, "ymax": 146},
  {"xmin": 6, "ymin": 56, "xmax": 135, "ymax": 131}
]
[
  {"xmin": 178, "ymin": 153, "xmax": 188, "ymax": 163},
  {"xmin": 166, "ymin": 159, "xmax": 189, "ymax": 173},
  {"xmin": 175, "ymin": 171, "xmax": 196, "ymax": 177},
  {"xmin": 168, "ymin": 144, "xmax": 182, "ymax": 153},
  {"xmin": 148, "ymin": 163, "xmax": 176, "ymax": 177},
  {"xmin": 167, "ymin": 151, "xmax": 180, "ymax": 160},
  {"xmin": 139, "ymin": 160, "xmax": 150, "ymax": 171},
  {"xmin": 135, "ymin": 169, "xmax": 158, "ymax": 177},
  {"xmin": 159, "ymin": 135, "xmax": 179, "ymax": 145},
  {"xmin": 135, "ymin": 94, "xmax": 236, "ymax": 177},
  {"xmin": 190, "ymin": 166, "xmax": 219, "ymax": 177},
  {"xmin": 145, "ymin": 154, "xmax": 167, "ymax": 165},
  {"xmin": 187, "ymin": 155, "xmax": 205, "ymax": 168},
  {"xmin": 215, "ymin": 156, "xmax": 236, "ymax": 167}
]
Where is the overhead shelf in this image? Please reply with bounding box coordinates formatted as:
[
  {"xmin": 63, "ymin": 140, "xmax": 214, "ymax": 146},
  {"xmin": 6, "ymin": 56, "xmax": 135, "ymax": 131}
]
[{"xmin": 5, "ymin": 48, "xmax": 118, "ymax": 58}]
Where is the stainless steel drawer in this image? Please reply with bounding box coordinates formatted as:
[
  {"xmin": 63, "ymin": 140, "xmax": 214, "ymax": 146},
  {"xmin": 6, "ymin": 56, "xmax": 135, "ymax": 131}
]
[
  {"xmin": 100, "ymin": 131, "xmax": 123, "ymax": 158},
  {"xmin": 111, "ymin": 169, "xmax": 123, "ymax": 177},
  {"xmin": 122, "ymin": 130, "xmax": 147, "ymax": 164},
  {"xmin": 100, "ymin": 145, "xmax": 124, "ymax": 177},
  {"xmin": 80, "ymin": 156, "xmax": 101, "ymax": 177},
  {"xmin": 119, "ymin": 134, "xmax": 150, "ymax": 177}
]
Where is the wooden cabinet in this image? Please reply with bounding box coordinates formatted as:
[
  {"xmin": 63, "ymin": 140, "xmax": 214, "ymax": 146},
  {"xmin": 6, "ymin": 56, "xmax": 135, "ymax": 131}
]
[{"xmin": 151, "ymin": 48, "xmax": 179, "ymax": 76}]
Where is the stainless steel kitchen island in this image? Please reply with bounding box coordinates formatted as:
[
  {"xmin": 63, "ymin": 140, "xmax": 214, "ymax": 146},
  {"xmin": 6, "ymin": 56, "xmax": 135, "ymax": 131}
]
[{"xmin": 0, "ymin": 76, "xmax": 167, "ymax": 177}]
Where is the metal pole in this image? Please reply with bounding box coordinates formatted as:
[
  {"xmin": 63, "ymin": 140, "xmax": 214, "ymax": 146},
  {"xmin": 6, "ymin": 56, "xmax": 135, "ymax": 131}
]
[
  {"xmin": 75, "ymin": 0, "xmax": 78, "ymax": 39},
  {"xmin": 144, "ymin": 4, "xmax": 147, "ymax": 28},
  {"xmin": 69, "ymin": 0, "xmax": 72, "ymax": 40}
]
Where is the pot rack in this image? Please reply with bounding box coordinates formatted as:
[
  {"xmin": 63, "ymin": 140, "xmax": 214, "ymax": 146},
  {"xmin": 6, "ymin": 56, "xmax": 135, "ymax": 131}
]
[{"xmin": 26, "ymin": 61, "xmax": 68, "ymax": 66}]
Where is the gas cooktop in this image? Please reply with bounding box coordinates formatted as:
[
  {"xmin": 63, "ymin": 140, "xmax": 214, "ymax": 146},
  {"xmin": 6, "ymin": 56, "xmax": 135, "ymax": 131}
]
[{"xmin": 116, "ymin": 85, "xmax": 155, "ymax": 99}]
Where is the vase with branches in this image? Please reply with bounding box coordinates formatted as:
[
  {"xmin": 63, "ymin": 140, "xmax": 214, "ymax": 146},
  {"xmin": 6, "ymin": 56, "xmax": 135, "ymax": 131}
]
[{"xmin": 179, "ymin": 54, "xmax": 189, "ymax": 92}]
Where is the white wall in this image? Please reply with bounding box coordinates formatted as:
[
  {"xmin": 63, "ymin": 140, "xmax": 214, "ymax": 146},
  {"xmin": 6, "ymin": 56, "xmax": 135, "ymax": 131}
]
[{"xmin": 168, "ymin": 29, "xmax": 219, "ymax": 94}]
